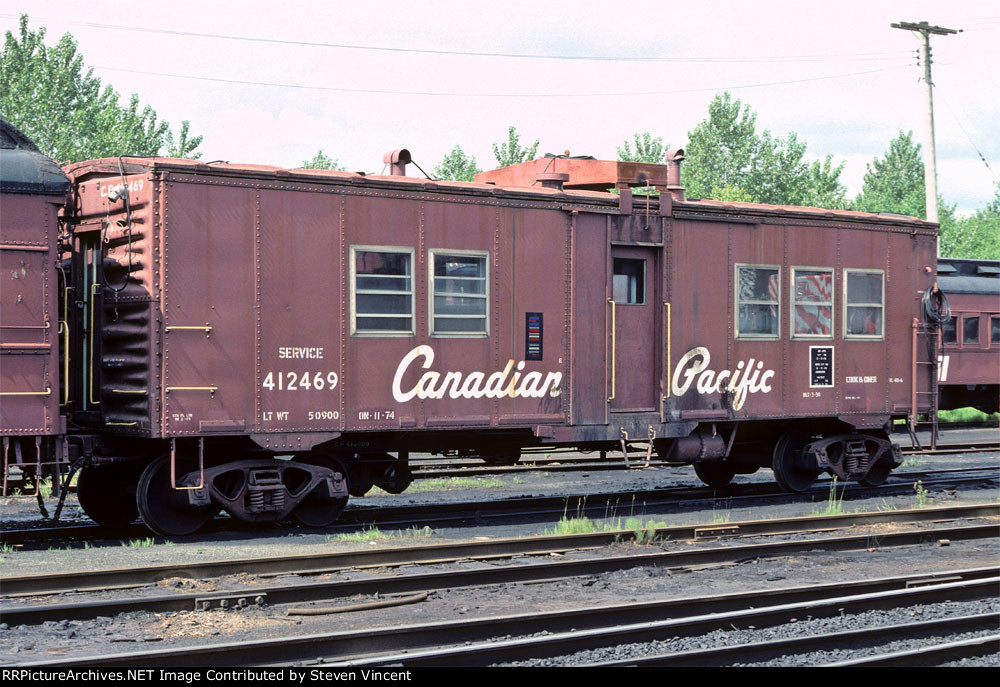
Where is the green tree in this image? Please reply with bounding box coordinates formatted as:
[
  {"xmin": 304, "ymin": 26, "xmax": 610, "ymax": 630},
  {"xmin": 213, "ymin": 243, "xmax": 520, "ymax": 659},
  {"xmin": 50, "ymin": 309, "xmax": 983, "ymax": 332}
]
[
  {"xmin": 300, "ymin": 149, "xmax": 345, "ymax": 170},
  {"xmin": 0, "ymin": 14, "xmax": 201, "ymax": 162},
  {"xmin": 940, "ymin": 183, "xmax": 1000, "ymax": 260},
  {"xmin": 432, "ymin": 145, "xmax": 481, "ymax": 181},
  {"xmin": 166, "ymin": 120, "xmax": 203, "ymax": 159},
  {"xmin": 492, "ymin": 126, "xmax": 539, "ymax": 167},
  {"xmin": 617, "ymin": 131, "xmax": 668, "ymax": 164},
  {"xmin": 683, "ymin": 91, "xmax": 847, "ymax": 207},
  {"xmin": 853, "ymin": 131, "xmax": 927, "ymax": 218}
]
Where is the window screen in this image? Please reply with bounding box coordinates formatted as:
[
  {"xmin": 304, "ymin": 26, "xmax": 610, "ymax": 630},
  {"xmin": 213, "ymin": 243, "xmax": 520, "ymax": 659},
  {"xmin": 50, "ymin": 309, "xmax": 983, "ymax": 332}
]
[
  {"xmin": 792, "ymin": 268, "xmax": 833, "ymax": 337},
  {"xmin": 737, "ymin": 265, "xmax": 780, "ymax": 337},
  {"xmin": 845, "ymin": 270, "xmax": 883, "ymax": 338},
  {"xmin": 352, "ymin": 248, "xmax": 414, "ymax": 335},
  {"xmin": 431, "ymin": 252, "xmax": 488, "ymax": 335}
]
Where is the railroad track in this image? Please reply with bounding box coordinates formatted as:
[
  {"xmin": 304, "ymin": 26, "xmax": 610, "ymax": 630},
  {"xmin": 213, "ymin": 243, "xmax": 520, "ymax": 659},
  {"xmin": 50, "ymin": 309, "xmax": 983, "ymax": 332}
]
[
  {"xmin": 2, "ymin": 465, "xmax": 996, "ymax": 549},
  {"xmin": 10, "ymin": 567, "xmax": 998, "ymax": 667},
  {"xmin": 2, "ymin": 503, "xmax": 997, "ymax": 618}
]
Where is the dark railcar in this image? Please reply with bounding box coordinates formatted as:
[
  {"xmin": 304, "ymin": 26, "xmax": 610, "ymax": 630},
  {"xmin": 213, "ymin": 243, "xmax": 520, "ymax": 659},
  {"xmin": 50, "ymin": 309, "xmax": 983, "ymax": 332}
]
[
  {"xmin": 0, "ymin": 120, "xmax": 69, "ymax": 493},
  {"xmin": 937, "ymin": 257, "xmax": 1000, "ymax": 414},
  {"xmin": 60, "ymin": 151, "xmax": 938, "ymax": 534}
]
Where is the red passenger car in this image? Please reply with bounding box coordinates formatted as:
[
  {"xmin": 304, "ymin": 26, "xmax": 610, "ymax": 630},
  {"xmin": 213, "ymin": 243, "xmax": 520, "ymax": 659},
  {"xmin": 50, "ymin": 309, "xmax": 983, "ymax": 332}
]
[
  {"xmin": 937, "ymin": 257, "xmax": 1000, "ymax": 414},
  {"xmin": 58, "ymin": 149, "xmax": 939, "ymax": 535}
]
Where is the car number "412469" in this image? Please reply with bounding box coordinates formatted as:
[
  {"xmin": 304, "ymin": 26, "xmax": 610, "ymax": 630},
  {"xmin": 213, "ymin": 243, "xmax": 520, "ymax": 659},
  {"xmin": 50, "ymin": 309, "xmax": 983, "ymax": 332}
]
[{"xmin": 262, "ymin": 371, "xmax": 339, "ymax": 392}]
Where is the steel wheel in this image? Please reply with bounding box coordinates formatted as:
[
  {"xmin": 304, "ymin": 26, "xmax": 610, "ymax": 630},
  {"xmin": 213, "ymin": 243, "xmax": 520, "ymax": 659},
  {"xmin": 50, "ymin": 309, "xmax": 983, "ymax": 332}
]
[
  {"xmin": 136, "ymin": 456, "xmax": 216, "ymax": 536},
  {"xmin": 694, "ymin": 460, "xmax": 737, "ymax": 488},
  {"xmin": 292, "ymin": 454, "xmax": 350, "ymax": 528},
  {"xmin": 78, "ymin": 463, "xmax": 141, "ymax": 528},
  {"xmin": 772, "ymin": 429, "xmax": 820, "ymax": 493}
]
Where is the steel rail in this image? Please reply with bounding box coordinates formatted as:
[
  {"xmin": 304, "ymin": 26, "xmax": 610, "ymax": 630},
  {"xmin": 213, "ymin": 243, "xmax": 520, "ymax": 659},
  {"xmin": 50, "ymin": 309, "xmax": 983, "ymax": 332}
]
[
  {"xmin": 332, "ymin": 580, "xmax": 1000, "ymax": 667},
  {"xmin": 2, "ymin": 466, "xmax": 996, "ymax": 550},
  {"xmin": 14, "ymin": 574, "xmax": 997, "ymax": 668},
  {"xmin": 1, "ymin": 520, "xmax": 997, "ymax": 626},
  {"xmin": 825, "ymin": 634, "xmax": 1000, "ymax": 667},
  {"xmin": 2, "ymin": 503, "xmax": 997, "ymax": 597},
  {"xmin": 588, "ymin": 612, "xmax": 1000, "ymax": 666}
]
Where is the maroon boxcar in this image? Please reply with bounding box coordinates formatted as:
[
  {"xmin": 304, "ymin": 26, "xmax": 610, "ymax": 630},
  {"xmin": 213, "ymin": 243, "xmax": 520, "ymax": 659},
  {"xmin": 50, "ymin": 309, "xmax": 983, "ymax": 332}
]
[
  {"xmin": 937, "ymin": 257, "xmax": 1000, "ymax": 414},
  {"xmin": 60, "ymin": 150, "xmax": 939, "ymax": 534},
  {"xmin": 0, "ymin": 120, "xmax": 69, "ymax": 495}
]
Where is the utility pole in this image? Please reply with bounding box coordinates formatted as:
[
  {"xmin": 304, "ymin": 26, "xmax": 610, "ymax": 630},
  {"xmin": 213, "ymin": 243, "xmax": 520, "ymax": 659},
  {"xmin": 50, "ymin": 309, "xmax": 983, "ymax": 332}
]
[{"xmin": 890, "ymin": 21, "xmax": 961, "ymax": 224}]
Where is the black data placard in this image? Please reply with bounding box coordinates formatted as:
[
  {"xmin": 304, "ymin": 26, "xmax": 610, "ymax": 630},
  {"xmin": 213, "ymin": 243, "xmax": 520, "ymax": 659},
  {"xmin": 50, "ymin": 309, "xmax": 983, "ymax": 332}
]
[{"xmin": 810, "ymin": 346, "xmax": 834, "ymax": 388}]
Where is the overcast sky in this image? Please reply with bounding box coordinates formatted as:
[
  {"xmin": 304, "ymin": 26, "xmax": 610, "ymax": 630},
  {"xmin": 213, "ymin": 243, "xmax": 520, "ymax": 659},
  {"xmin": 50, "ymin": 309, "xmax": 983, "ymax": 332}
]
[{"xmin": 3, "ymin": 1, "xmax": 998, "ymax": 212}]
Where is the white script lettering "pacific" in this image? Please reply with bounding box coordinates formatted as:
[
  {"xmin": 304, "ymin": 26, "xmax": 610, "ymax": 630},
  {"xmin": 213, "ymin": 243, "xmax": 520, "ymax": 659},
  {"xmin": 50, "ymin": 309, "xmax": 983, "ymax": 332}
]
[
  {"xmin": 392, "ymin": 345, "xmax": 562, "ymax": 403},
  {"xmin": 671, "ymin": 346, "xmax": 775, "ymax": 411}
]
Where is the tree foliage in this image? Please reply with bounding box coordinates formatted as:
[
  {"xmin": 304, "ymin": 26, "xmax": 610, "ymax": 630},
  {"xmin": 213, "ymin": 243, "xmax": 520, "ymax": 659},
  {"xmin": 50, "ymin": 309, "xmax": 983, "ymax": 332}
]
[
  {"xmin": 433, "ymin": 145, "xmax": 481, "ymax": 181},
  {"xmin": 683, "ymin": 92, "xmax": 847, "ymax": 208},
  {"xmin": 941, "ymin": 183, "xmax": 1000, "ymax": 260},
  {"xmin": 617, "ymin": 131, "xmax": 668, "ymax": 164},
  {"xmin": 300, "ymin": 149, "xmax": 345, "ymax": 170},
  {"xmin": 853, "ymin": 130, "xmax": 927, "ymax": 218},
  {"xmin": 0, "ymin": 15, "xmax": 201, "ymax": 162},
  {"xmin": 492, "ymin": 126, "xmax": 539, "ymax": 167}
]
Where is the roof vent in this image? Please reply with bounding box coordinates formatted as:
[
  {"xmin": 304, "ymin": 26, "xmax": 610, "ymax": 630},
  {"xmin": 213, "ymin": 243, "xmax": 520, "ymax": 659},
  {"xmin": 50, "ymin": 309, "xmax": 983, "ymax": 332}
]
[
  {"xmin": 536, "ymin": 172, "xmax": 569, "ymax": 190},
  {"xmin": 383, "ymin": 149, "xmax": 412, "ymax": 176}
]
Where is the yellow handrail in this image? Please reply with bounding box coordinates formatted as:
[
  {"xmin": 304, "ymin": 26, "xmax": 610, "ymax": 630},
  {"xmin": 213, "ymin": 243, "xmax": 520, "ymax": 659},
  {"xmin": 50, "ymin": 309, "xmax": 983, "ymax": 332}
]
[{"xmin": 608, "ymin": 298, "xmax": 616, "ymax": 402}]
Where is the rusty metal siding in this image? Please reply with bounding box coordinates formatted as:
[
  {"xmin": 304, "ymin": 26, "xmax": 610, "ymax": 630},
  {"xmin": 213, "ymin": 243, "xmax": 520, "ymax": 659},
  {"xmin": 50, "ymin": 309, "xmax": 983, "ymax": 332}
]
[
  {"xmin": 161, "ymin": 179, "xmax": 256, "ymax": 436},
  {"xmin": 0, "ymin": 193, "xmax": 59, "ymax": 435},
  {"xmin": 571, "ymin": 212, "xmax": 609, "ymax": 425}
]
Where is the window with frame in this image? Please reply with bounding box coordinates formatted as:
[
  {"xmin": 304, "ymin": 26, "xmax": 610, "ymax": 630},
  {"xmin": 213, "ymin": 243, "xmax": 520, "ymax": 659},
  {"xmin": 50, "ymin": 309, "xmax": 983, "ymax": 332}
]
[
  {"xmin": 613, "ymin": 258, "xmax": 646, "ymax": 305},
  {"xmin": 430, "ymin": 251, "xmax": 488, "ymax": 335},
  {"xmin": 942, "ymin": 316, "xmax": 958, "ymax": 345},
  {"xmin": 991, "ymin": 315, "xmax": 999, "ymax": 345},
  {"xmin": 351, "ymin": 247, "xmax": 414, "ymax": 335},
  {"xmin": 736, "ymin": 265, "xmax": 780, "ymax": 338},
  {"xmin": 963, "ymin": 315, "xmax": 980, "ymax": 345},
  {"xmin": 844, "ymin": 269, "xmax": 884, "ymax": 338},
  {"xmin": 791, "ymin": 267, "xmax": 833, "ymax": 338}
]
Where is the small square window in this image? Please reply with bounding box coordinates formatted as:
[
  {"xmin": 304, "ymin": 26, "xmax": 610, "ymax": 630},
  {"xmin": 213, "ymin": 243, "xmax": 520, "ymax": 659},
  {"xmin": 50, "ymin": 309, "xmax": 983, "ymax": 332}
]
[
  {"xmin": 351, "ymin": 247, "xmax": 414, "ymax": 336},
  {"xmin": 792, "ymin": 268, "xmax": 833, "ymax": 338},
  {"xmin": 430, "ymin": 251, "xmax": 488, "ymax": 336},
  {"xmin": 844, "ymin": 270, "xmax": 883, "ymax": 338},
  {"xmin": 736, "ymin": 265, "xmax": 780, "ymax": 338},
  {"xmin": 613, "ymin": 259, "xmax": 646, "ymax": 305}
]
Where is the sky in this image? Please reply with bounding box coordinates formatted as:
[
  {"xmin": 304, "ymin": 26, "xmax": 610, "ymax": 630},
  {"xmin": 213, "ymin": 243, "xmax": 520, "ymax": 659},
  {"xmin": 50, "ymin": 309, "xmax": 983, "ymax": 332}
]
[{"xmin": 2, "ymin": 1, "xmax": 998, "ymax": 213}]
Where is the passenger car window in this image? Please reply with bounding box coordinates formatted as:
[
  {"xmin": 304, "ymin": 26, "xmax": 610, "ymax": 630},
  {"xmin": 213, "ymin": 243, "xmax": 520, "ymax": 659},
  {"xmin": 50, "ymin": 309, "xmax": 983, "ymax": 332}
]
[
  {"xmin": 992, "ymin": 316, "xmax": 1000, "ymax": 345},
  {"xmin": 844, "ymin": 270, "xmax": 883, "ymax": 338},
  {"xmin": 430, "ymin": 251, "xmax": 488, "ymax": 336},
  {"xmin": 791, "ymin": 268, "xmax": 833, "ymax": 338},
  {"xmin": 351, "ymin": 247, "xmax": 414, "ymax": 335},
  {"xmin": 942, "ymin": 317, "xmax": 957, "ymax": 345},
  {"xmin": 963, "ymin": 316, "xmax": 980, "ymax": 345},
  {"xmin": 736, "ymin": 265, "xmax": 780, "ymax": 338}
]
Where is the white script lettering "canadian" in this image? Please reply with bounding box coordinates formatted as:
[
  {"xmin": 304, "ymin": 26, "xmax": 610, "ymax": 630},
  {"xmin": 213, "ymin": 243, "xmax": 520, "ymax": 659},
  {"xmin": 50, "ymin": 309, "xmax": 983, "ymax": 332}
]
[
  {"xmin": 671, "ymin": 346, "xmax": 775, "ymax": 411},
  {"xmin": 392, "ymin": 345, "xmax": 562, "ymax": 403}
]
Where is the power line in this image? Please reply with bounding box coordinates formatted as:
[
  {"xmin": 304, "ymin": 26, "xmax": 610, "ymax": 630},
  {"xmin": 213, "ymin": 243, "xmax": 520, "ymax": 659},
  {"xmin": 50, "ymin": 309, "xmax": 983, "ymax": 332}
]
[
  {"xmin": 0, "ymin": 12, "xmax": 914, "ymax": 64},
  {"xmin": 94, "ymin": 64, "xmax": 909, "ymax": 98}
]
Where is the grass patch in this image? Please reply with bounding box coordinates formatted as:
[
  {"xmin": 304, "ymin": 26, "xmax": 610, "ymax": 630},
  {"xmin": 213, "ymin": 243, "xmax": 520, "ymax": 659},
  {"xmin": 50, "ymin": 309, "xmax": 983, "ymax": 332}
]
[
  {"xmin": 914, "ymin": 480, "xmax": 931, "ymax": 508},
  {"xmin": 330, "ymin": 525, "xmax": 433, "ymax": 543},
  {"xmin": 811, "ymin": 477, "xmax": 846, "ymax": 516},
  {"xmin": 543, "ymin": 500, "xmax": 668, "ymax": 543},
  {"xmin": 122, "ymin": 538, "xmax": 157, "ymax": 548}
]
